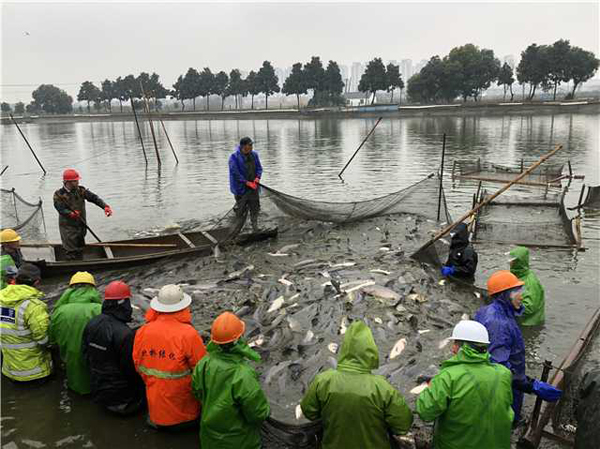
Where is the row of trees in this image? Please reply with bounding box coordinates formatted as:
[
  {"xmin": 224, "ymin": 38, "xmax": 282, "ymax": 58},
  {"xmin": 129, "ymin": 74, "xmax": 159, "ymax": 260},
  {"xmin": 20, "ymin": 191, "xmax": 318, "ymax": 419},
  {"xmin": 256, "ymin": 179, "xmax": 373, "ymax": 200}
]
[{"xmin": 406, "ymin": 40, "xmax": 598, "ymax": 104}]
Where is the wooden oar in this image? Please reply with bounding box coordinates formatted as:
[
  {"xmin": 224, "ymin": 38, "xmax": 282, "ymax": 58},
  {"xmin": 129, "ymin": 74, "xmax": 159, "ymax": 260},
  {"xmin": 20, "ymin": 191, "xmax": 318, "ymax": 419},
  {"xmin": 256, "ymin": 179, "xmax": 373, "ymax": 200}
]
[
  {"xmin": 21, "ymin": 242, "xmax": 177, "ymax": 248},
  {"xmin": 411, "ymin": 144, "xmax": 564, "ymax": 260}
]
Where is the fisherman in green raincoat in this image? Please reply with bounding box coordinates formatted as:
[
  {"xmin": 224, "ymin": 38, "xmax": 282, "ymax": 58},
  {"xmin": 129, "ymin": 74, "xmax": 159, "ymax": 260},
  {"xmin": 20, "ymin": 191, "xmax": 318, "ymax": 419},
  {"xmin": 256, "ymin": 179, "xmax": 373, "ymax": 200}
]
[
  {"xmin": 1, "ymin": 254, "xmax": 17, "ymax": 289},
  {"xmin": 49, "ymin": 271, "xmax": 102, "ymax": 394},
  {"xmin": 510, "ymin": 246, "xmax": 545, "ymax": 326},
  {"xmin": 416, "ymin": 320, "xmax": 514, "ymax": 449},
  {"xmin": 192, "ymin": 311, "xmax": 270, "ymax": 449},
  {"xmin": 301, "ymin": 320, "xmax": 413, "ymax": 449}
]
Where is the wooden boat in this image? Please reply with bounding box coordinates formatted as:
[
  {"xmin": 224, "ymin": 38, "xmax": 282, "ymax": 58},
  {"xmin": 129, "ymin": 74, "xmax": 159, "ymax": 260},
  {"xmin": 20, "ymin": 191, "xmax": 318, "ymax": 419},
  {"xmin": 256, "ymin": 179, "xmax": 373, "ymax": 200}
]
[
  {"xmin": 471, "ymin": 189, "xmax": 583, "ymax": 250},
  {"xmin": 21, "ymin": 227, "xmax": 278, "ymax": 277},
  {"xmin": 452, "ymin": 159, "xmax": 570, "ymax": 187}
]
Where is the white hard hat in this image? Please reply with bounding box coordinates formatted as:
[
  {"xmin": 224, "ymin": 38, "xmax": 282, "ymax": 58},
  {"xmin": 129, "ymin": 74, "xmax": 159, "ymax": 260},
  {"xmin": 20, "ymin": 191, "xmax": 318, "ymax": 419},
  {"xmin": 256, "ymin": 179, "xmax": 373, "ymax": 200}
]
[
  {"xmin": 450, "ymin": 320, "xmax": 490, "ymax": 345},
  {"xmin": 150, "ymin": 284, "xmax": 192, "ymax": 313}
]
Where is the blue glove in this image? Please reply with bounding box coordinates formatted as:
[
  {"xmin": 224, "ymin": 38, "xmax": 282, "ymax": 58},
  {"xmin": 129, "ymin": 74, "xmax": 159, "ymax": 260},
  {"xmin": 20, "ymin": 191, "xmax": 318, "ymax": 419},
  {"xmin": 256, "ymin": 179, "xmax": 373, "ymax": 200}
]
[
  {"xmin": 441, "ymin": 266, "xmax": 456, "ymax": 277},
  {"xmin": 532, "ymin": 380, "xmax": 562, "ymax": 402}
]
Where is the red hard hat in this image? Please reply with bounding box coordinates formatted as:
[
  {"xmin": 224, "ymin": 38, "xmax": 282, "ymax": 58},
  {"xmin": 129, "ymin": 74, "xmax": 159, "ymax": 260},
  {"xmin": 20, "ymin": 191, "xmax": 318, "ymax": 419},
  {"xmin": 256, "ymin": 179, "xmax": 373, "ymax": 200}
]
[
  {"xmin": 211, "ymin": 312, "xmax": 245, "ymax": 344},
  {"xmin": 104, "ymin": 280, "xmax": 131, "ymax": 300},
  {"xmin": 63, "ymin": 169, "xmax": 80, "ymax": 182}
]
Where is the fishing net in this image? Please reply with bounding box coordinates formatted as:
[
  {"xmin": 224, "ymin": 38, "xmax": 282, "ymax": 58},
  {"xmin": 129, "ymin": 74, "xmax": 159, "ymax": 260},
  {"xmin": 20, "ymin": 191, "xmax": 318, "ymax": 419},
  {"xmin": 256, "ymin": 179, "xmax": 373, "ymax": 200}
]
[
  {"xmin": 1, "ymin": 188, "xmax": 47, "ymax": 241},
  {"xmin": 261, "ymin": 418, "xmax": 322, "ymax": 449},
  {"xmin": 472, "ymin": 190, "xmax": 577, "ymax": 248},
  {"xmin": 453, "ymin": 160, "xmax": 565, "ymax": 186},
  {"xmin": 260, "ymin": 173, "xmax": 452, "ymax": 224},
  {"xmin": 582, "ymin": 185, "xmax": 600, "ymax": 209}
]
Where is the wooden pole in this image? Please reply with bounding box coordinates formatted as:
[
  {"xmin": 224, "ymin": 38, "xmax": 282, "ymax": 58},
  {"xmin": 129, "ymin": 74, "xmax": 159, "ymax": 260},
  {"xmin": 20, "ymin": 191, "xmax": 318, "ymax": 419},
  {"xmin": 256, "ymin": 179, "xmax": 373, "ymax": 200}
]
[
  {"xmin": 158, "ymin": 115, "xmax": 179, "ymax": 164},
  {"xmin": 131, "ymin": 99, "xmax": 148, "ymax": 165},
  {"xmin": 140, "ymin": 82, "xmax": 161, "ymax": 167},
  {"xmin": 338, "ymin": 117, "xmax": 383, "ymax": 180},
  {"xmin": 436, "ymin": 133, "xmax": 447, "ymax": 221},
  {"xmin": 0, "ymin": 166, "xmax": 8, "ymax": 176},
  {"xmin": 411, "ymin": 144, "xmax": 564, "ymax": 259},
  {"xmin": 9, "ymin": 114, "xmax": 47, "ymax": 175}
]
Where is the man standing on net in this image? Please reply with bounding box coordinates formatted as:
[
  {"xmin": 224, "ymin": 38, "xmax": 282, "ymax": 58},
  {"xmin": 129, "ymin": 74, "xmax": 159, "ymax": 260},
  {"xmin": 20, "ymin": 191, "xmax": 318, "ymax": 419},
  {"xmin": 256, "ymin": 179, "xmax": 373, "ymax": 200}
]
[
  {"xmin": 229, "ymin": 137, "xmax": 262, "ymax": 232},
  {"xmin": 53, "ymin": 169, "xmax": 113, "ymax": 260}
]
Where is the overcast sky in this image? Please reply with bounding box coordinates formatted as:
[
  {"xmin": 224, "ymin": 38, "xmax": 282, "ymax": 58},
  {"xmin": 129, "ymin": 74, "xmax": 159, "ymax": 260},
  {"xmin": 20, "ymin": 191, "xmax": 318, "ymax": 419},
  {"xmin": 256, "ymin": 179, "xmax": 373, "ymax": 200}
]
[{"xmin": 2, "ymin": 1, "xmax": 598, "ymax": 103}]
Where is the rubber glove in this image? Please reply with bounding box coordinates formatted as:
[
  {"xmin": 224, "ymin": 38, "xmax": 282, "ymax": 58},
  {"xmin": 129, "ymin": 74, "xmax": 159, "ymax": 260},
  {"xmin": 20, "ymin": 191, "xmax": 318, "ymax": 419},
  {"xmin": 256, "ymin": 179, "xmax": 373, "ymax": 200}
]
[
  {"xmin": 441, "ymin": 265, "xmax": 455, "ymax": 277},
  {"xmin": 254, "ymin": 177, "xmax": 260, "ymax": 185},
  {"xmin": 245, "ymin": 181, "xmax": 257, "ymax": 190},
  {"xmin": 104, "ymin": 205, "xmax": 113, "ymax": 217},
  {"xmin": 68, "ymin": 210, "xmax": 81, "ymax": 220},
  {"xmin": 532, "ymin": 380, "xmax": 562, "ymax": 402}
]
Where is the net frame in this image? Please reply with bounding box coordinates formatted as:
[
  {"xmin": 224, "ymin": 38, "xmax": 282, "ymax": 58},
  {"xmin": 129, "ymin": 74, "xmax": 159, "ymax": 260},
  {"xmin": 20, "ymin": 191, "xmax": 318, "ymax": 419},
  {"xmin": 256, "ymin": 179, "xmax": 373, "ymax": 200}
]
[{"xmin": 1, "ymin": 188, "xmax": 47, "ymax": 239}]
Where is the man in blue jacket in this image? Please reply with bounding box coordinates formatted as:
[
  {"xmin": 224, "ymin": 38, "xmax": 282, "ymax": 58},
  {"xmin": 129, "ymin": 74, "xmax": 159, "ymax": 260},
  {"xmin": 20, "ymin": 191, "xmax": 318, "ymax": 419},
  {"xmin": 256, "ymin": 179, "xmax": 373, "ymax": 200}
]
[{"xmin": 228, "ymin": 137, "xmax": 263, "ymax": 232}]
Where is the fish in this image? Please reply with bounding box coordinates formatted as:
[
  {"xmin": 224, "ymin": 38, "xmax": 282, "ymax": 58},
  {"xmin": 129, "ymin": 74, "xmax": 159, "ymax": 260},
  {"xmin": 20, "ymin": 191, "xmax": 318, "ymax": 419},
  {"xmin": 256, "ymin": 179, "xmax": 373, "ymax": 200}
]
[
  {"xmin": 439, "ymin": 238, "xmax": 450, "ymax": 246},
  {"xmin": 143, "ymin": 288, "xmax": 159, "ymax": 295},
  {"xmin": 295, "ymin": 404, "xmax": 304, "ymax": 420},
  {"xmin": 320, "ymin": 271, "xmax": 331, "ymax": 278},
  {"xmin": 328, "ymin": 343, "xmax": 339, "ymax": 354},
  {"xmin": 278, "ymin": 277, "xmax": 294, "ymax": 287},
  {"xmin": 227, "ymin": 265, "xmax": 254, "ymax": 280},
  {"xmin": 370, "ymin": 269, "xmax": 391, "ymax": 275},
  {"xmin": 268, "ymin": 252, "xmax": 289, "ymax": 257},
  {"xmin": 131, "ymin": 304, "xmax": 140, "ymax": 310},
  {"xmin": 267, "ymin": 296, "xmax": 285, "ymax": 313},
  {"xmin": 374, "ymin": 317, "xmax": 383, "ymax": 324},
  {"xmin": 407, "ymin": 293, "xmax": 427, "ymax": 303},
  {"xmin": 329, "ymin": 262, "xmax": 356, "ymax": 268},
  {"xmin": 474, "ymin": 292, "xmax": 482, "ymax": 299},
  {"xmin": 362, "ymin": 285, "xmax": 401, "ymax": 301},
  {"xmin": 410, "ymin": 383, "xmax": 429, "ymax": 395},
  {"xmin": 461, "ymin": 313, "xmax": 469, "ymax": 320},
  {"xmin": 287, "ymin": 317, "xmax": 302, "ymax": 332},
  {"xmin": 340, "ymin": 317, "xmax": 348, "ymax": 335},
  {"xmin": 294, "ymin": 259, "xmax": 317, "ymax": 268},
  {"xmin": 418, "ymin": 329, "xmax": 431, "ymax": 335},
  {"xmin": 390, "ymin": 338, "xmax": 407, "ymax": 359},
  {"xmin": 279, "ymin": 243, "xmax": 301, "ymax": 253},
  {"xmin": 344, "ymin": 280, "xmax": 376, "ymax": 294},
  {"xmin": 248, "ymin": 335, "xmax": 265, "ymax": 347},
  {"xmin": 302, "ymin": 330, "xmax": 314, "ymax": 344},
  {"xmin": 438, "ymin": 279, "xmax": 446, "ymax": 286},
  {"xmin": 438, "ymin": 338, "xmax": 451, "ymax": 349}
]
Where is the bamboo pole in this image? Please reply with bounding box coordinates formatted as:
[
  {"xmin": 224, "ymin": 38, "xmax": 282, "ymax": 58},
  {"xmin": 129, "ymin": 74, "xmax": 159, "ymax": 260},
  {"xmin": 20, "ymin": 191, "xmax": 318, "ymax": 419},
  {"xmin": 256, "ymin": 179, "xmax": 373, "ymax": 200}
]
[
  {"xmin": 140, "ymin": 82, "xmax": 161, "ymax": 167},
  {"xmin": 9, "ymin": 114, "xmax": 46, "ymax": 174},
  {"xmin": 338, "ymin": 117, "xmax": 383, "ymax": 180},
  {"xmin": 411, "ymin": 144, "xmax": 564, "ymax": 259},
  {"xmin": 436, "ymin": 133, "xmax": 447, "ymax": 221},
  {"xmin": 131, "ymin": 99, "xmax": 148, "ymax": 165},
  {"xmin": 158, "ymin": 115, "xmax": 179, "ymax": 164},
  {"xmin": 0, "ymin": 166, "xmax": 8, "ymax": 176}
]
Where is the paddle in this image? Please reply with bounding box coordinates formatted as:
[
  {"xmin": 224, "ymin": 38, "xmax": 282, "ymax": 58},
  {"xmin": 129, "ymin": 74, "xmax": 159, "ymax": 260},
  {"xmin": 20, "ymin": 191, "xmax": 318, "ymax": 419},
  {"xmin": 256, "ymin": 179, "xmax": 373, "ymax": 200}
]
[{"xmin": 411, "ymin": 144, "xmax": 564, "ymax": 261}]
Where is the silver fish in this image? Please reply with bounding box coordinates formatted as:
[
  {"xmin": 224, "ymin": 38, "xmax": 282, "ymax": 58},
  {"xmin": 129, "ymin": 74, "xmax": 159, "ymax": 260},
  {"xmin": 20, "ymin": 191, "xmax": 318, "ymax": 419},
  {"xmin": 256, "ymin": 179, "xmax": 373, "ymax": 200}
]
[
  {"xmin": 418, "ymin": 329, "xmax": 431, "ymax": 335},
  {"xmin": 248, "ymin": 335, "xmax": 265, "ymax": 347},
  {"xmin": 410, "ymin": 383, "xmax": 429, "ymax": 395},
  {"xmin": 461, "ymin": 313, "xmax": 469, "ymax": 321},
  {"xmin": 279, "ymin": 243, "xmax": 301, "ymax": 253},
  {"xmin": 329, "ymin": 262, "xmax": 356, "ymax": 268},
  {"xmin": 295, "ymin": 404, "xmax": 304, "ymax": 420},
  {"xmin": 362, "ymin": 285, "xmax": 401, "ymax": 301},
  {"xmin": 267, "ymin": 296, "xmax": 285, "ymax": 313},
  {"xmin": 370, "ymin": 269, "xmax": 391, "ymax": 275},
  {"xmin": 268, "ymin": 252, "xmax": 289, "ymax": 257},
  {"xmin": 328, "ymin": 343, "xmax": 339, "ymax": 354},
  {"xmin": 228, "ymin": 265, "xmax": 254, "ymax": 280},
  {"xmin": 390, "ymin": 338, "xmax": 407, "ymax": 359},
  {"xmin": 340, "ymin": 317, "xmax": 348, "ymax": 335},
  {"xmin": 302, "ymin": 330, "xmax": 314, "ymax": 344},
  {"xmin": 278, "ymin": 277, "xmax": 294, "ymax": 287},
  {"xmin": 344, "ymin": 281, "xmax": 376, "ymax": 294}
]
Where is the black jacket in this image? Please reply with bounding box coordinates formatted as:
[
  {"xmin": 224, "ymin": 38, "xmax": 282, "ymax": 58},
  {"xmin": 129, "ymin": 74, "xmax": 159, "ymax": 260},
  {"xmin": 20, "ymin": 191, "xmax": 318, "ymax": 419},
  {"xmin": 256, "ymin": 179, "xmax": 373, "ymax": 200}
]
[
  {"xmin": 82, "ymin": 301, "xmax": 143, "ymax": 407},
  {"xmin": 445, "ymin": 222, "xmax": 478, "ymax": 278}
]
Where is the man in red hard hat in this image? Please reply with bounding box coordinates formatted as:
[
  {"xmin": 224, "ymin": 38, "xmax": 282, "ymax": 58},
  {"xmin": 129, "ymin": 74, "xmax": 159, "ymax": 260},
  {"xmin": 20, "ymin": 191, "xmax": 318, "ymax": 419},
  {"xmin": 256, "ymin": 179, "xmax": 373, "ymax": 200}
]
[
  {"xmin": 82, "ymin": 280, "xmax": 145, "ymax": 415},
  {"xmin": 53, "ymin": 169, "xmax": 113, "ymax": 260}
]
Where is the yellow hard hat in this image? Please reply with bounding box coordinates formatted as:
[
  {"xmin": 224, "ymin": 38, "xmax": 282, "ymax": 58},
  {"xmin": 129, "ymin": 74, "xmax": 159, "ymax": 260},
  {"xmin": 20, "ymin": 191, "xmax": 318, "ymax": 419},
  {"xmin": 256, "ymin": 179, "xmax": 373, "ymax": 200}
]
[
  {"xmin": 0, "ymin": 229, "xmax": 21, "ymax": 243},
  {"xmin": 69, "ymin": 271, "xmax": 96, "ymax": 286}
]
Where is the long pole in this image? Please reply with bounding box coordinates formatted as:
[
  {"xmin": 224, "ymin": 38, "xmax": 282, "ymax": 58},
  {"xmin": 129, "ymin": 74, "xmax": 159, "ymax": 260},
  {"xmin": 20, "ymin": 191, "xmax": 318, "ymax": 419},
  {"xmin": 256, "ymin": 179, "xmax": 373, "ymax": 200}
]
[
  {"xmin": 9, "ymin": 114, "xmax": 47, "ymax": 174},
  {"xmin": 55, "ymin": 196, "xmax": 102, "ymax": 242},
  {"xmin": 158, "ymin": 115, "xmax": 179, "ymax": 164},
  {"xmin": 338, "ymin": 116, "xmax": 383, "ymax": 180},
  {"xmin": 436, "ymin": 133, "xmax": 447, "ymax": 221},
  {"xmin": 412, "ymin": 144, "xmax": 564, "ymax": 259},
  {"xmin": 131, "ymin": 99, "xmax": 148, "ymax": 165},
  {"xmin": 140, "ymin": 82, "xmax": 161, "ymax": 167},
  {"xmin": 0, "ymin": 166, "xmax": 8, "ymax": 176}
]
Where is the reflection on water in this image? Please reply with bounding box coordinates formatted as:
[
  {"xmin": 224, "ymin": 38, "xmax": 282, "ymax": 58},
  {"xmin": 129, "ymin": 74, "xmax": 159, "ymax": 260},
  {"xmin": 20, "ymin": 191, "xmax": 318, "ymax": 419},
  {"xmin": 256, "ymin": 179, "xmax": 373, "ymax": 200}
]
[{"xmin": 1, "ymin": 113, "xmax": 599, "ymax": 447}]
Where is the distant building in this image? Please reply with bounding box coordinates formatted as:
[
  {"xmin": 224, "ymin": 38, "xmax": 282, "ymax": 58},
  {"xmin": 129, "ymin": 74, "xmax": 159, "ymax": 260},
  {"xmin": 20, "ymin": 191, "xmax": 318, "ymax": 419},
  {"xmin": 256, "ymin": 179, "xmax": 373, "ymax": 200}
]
[
  {"xmin": 414, "ymin": 59, "xmax": 428, "ymax": 75},
  {"xmin": 344, "ymin": 91, "xmax": 373, "ymax": 107},
  {"xmin": 339, "ymin": 64, "xmax": 349, "ymax": 92},
  {"xmin": 400, "ymin": 59, "xmax": 413, "ymax": 81},
  {"xmin": 350, "ymin": 62, "xmax": 365, "ymax": 92}
]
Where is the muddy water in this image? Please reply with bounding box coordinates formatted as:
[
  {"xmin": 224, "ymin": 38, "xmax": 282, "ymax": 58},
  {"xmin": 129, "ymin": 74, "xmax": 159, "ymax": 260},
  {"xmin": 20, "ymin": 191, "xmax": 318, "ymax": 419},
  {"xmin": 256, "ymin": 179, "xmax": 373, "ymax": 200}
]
[{"xmin": 1, "ymin": 113, "xmax": 599, "ymax": 448}]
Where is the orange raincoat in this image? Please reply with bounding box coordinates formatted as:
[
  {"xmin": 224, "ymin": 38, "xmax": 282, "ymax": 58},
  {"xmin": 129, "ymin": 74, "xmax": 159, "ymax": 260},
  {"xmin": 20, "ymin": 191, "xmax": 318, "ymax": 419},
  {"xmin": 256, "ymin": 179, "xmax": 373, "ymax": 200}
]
[{"xmin": 133, "ymin": 308, "xmax": 206, "ymax": 426}]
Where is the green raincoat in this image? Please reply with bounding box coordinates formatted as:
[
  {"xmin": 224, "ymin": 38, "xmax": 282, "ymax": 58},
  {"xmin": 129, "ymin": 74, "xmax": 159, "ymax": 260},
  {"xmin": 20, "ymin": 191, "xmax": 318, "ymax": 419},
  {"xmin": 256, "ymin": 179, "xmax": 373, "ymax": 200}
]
[
  {"xmin": 1, "ymin": 254, "xmax": 16, "ymax": 290},
  {"xmin": 49, "ymin": 285, "xmax": 102, "ymax": 394},
  {"xmin": 191, "ymin": 340, "xmax": 270, "ymax": 449},
  {"xmin": 301, "ymin": 321, "xmax": 413, "ymax": 449},
  {"xmin": 510, "ymin": 246, "xmax": 545, "ymax": 326},
  {"xmin": 416, "ymin": 344, "xmax": 514, "ymax": 449}
]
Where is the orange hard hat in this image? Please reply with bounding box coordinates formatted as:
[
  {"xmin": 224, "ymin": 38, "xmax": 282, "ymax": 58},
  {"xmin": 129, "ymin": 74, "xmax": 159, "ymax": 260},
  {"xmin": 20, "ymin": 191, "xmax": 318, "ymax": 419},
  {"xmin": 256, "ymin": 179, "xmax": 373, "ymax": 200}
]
[
  {"xmin": 211, "ymin": 312, "xmax": 245, "ymax": 344},
  {"xmin": 63, "ymin": 169, "xmax": 80, "ymax": 182},
  {"xmin": 487, "ymin": 270, "xmax": 524, "ymax": 296},
  {"xmin": 104, "ymin": 280, "xmax": 131, "ymax": 300}
]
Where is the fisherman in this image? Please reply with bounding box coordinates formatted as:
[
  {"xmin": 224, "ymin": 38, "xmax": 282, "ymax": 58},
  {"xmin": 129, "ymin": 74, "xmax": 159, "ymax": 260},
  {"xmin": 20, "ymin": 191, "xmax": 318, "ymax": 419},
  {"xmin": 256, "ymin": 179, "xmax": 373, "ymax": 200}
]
[
  {"xmin": 416, "ymin": 320, "xmax": 514, "ymax": 449},
  {"xmin": 1, "ymin": 256, "xmax": 18, "ymax": 290},
  {"xmin": 0, "ymin": 263, "xmax": 53, "ymax": 383},
  {"xmin": 475, "ymin": 270, "xmax": 562, "ymax": 424},
  {"xmin": 228, "ymin": 137, "xmax": 263, "ymax": 232},
  {"xmin": 509, "ymin": 246, "xmax": 545, "ymax": 326},
  {"xmin": 133, "ymin": 284, "xmax": 206, "ymax": 431},
  {"xmin": 441, "ymin": 222, "xmax": 478, "ymax": 279},
  {"xmin": 301, "ymin": 320, "xmax": 413, "ymax": 449},
  {"xmin": 83, "ymin": 281, "xmax": 145, "ymax": 415},
  {"xmin": 53, "ymin": 169, "xmax": 113, "ymax": 260},
  {"xmin": 192, "ymin": 311, "xmax": 270, "ymax": 449},
  {"xmin": 49, "ymin": 271, "xmax": 102, "ymax": 394},
  {"xmin": 1, "ymin": 228, "xmax": 24, "ymax": 268}
]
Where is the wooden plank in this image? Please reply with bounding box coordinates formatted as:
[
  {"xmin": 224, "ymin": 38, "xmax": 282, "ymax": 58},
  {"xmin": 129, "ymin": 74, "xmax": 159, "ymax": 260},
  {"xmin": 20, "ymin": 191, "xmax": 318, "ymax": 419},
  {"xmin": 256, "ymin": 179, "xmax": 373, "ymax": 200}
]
[
  {"xmin": 472, "ymin": 239, "xmax": 585, "ymax": 251},
  {"xmin": 89, "ymin": 242, "xmax": 178, "ymax": 248},
  {"xmin": 177, "ymin": 232, "xmax": 196, "ymax": 248},
  {"xmin": 200, "ymin": 230, "xmax": 218, "ymax": 245},
  {"xmin": 104, "ymin": 246, "xmax": 114, "ymax": 259},
  {"xmin": 455, "ymin": 174, "xmax": 561, "ymax": 188}
]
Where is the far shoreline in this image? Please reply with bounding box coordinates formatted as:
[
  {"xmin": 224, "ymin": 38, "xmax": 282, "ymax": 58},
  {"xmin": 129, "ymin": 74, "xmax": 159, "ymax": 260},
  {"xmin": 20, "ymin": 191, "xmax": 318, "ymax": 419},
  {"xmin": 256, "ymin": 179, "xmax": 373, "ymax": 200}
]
[{"xmin": 2, "ymin": 100, "xmax": 599, "ymax": 125}]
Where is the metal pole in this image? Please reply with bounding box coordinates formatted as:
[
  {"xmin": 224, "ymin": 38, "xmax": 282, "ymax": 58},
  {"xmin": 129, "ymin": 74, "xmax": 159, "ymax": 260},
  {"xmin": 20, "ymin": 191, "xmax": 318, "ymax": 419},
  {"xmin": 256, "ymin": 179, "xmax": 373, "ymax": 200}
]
[
  {"xmin": 9, "ymin": 114, "xmax": 47, "ymax": 175},
  {"xmin": 338, "ymin": 117, "xmax": 383, "ymax": 180},
  {"xmin": 436, "ymin": 133, "xmax": 447, "ymax": 221},
  {"xmin": 131, "ymin": 99, "xmax": 148, "ymax": 165}
]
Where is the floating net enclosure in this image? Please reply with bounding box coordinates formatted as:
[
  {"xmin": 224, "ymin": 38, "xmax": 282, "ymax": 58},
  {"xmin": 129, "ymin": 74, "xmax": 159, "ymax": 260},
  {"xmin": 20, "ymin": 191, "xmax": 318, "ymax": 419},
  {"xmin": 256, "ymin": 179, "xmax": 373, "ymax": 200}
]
[
  {"xmin": 1, "ymin": 188, "xmax": 47, "ymax": 241},
  {"xmin": 582, "ymin": 185, "xmax": 600, "ymax": 209},
  {"xmin": 452, "ymin": 160, "xmax": 565, "ymax": 187}
]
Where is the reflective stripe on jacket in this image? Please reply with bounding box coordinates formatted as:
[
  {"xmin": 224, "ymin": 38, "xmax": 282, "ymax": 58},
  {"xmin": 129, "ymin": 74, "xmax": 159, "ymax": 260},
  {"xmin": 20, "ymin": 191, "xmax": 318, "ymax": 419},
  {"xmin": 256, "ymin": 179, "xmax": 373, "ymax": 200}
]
[
  {"xmin": 133, "ymin": 308, "xmax": 207, "ymax": 426},
  {"xmin": 0, "ymin": 284, "xmax": 52, "ymax": 381}
]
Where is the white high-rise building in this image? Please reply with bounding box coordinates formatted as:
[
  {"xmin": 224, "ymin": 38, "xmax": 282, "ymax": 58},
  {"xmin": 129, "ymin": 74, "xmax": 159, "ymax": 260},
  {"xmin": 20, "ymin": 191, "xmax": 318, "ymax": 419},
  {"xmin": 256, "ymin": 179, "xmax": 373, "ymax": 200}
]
[
  {"xmin": 400, "ymin": 59, "xmax": 413, "ymax": 80},
  {"xmin": 351, "ymin": 62, "xmax": 365, "ymax": 92}
]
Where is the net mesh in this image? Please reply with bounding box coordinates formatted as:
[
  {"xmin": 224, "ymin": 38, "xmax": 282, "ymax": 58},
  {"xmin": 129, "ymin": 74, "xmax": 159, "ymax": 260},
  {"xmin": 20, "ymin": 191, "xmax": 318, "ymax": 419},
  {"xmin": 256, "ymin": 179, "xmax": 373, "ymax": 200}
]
[
  {"xmin": 453, "ymin": 160, "xmax": 565, "ymax": 186},
  {"xmin": 472, "ymin": 190, "xmax": 576, "ymax": 247},
  {"xmin": 1, "ymin": 188, "xmax": 47, "ymax": 241},
  {"xmin": 260, "ymin": 174, "xmax": 452, "ymax": 224}
]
